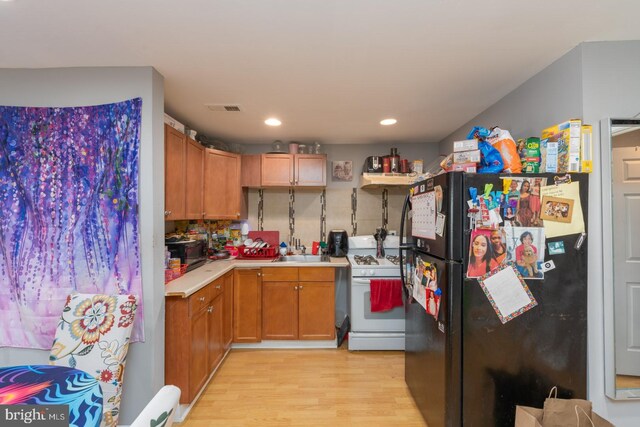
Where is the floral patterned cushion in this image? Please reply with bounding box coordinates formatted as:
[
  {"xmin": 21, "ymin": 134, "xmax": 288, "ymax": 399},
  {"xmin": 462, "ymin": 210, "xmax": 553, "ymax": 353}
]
[{"xmin": 49, "ymin": 293, "xmax": 138, "ymax": 427}]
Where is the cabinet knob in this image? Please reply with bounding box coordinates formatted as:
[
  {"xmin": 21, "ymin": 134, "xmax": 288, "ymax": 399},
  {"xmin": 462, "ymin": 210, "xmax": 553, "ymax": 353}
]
[
  {"xmin": 164, "ymin": 210, "xmax": 171, "ymax": 216},
  {"xmin": 294, "ymin": 286, "xmax": 298, "ymax": 290},
  {"xmin": 299, "ymin": 285, "xmax": 304, "ymax": 290},
  {"xmin": 199, "ymin": 297, "xmax": 205, "ymax": 302},
  {"xmin": 236, "ymin": 213, "xmax": 240, "ymax": 218},
  {"xmin": 202, "ymin": 212, "xmax": 206, "ymax": 216},
  {"xmin": 257, "ymin": 272, "xmax": 262, "ymax": 277},
  {"xmin": 208, "ymin": 306, "xmax": 213, "ymax": 313},
  {"xmin": 215, "ymin": 285, "xmax": 221, "ymax": 290}
]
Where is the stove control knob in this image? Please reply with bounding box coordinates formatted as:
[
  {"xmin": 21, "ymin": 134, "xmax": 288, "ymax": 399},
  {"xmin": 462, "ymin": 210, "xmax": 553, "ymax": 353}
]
[
  {"xmin": 360, "ymin": 270, "xmax": 367, "ymax": 276},
  {"xmin": 369, "ymin": 269, "xmax": 375, "ymax": 276}
]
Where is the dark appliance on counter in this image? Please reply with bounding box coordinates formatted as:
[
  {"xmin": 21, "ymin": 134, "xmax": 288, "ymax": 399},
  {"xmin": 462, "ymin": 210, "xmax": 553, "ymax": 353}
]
[
  {"xmin": 363, "ymin": 156, "xmax": 383, "ymax": 173},
  {"xmin": 328, "ymin": 230, "xmax": 349, "ymax": 257},
  {"xmin": 399, "ymin": 172, "xmax": 588, "ymax": 427},
  {"xmin": 166, "ymin": 239, "xmax": 207, "ymax": 272}
]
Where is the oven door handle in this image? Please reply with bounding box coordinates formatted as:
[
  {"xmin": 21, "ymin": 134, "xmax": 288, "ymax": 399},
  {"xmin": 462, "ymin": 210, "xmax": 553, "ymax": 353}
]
[{"xmin": 351, "ymin": 278, "xmax": 373, "ymax": 285}]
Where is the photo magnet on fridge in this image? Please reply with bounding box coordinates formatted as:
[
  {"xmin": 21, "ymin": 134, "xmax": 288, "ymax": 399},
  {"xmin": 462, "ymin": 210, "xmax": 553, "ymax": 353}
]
[{"xmin": 547, "ymin": 241, "xmax": 565, "ymax": 255}]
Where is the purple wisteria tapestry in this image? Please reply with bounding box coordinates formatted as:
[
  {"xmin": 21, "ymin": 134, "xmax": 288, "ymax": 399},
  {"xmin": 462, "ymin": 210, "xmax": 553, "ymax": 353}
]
[{"xmin": 0, "ymin": 98, "xmax": 144, "ymax": 349}]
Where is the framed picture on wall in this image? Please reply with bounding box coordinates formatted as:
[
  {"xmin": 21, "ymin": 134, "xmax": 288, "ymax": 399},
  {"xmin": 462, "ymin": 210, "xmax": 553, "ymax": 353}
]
[{"xmin": 332, "ymin": 161, "xmax": 353, "ymax": 181}]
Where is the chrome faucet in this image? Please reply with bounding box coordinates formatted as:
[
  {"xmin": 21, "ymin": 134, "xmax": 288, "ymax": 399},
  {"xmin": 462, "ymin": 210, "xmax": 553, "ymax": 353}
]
[{"xmin": 300, "ymin": 245, "xmax": 307, "ymax": 254}]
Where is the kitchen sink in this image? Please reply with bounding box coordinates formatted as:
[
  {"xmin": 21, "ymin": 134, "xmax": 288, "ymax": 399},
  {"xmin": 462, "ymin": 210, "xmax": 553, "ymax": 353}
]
[{"xmin": 272, "ymin": 254, "xmax": 330, "ymax": 263}]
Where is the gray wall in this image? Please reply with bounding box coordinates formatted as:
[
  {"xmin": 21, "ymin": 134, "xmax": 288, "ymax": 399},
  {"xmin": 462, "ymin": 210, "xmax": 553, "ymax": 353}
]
[
  {"xmin": 439, "ymin": 45, "xmax": 583, "ymax": 152},
  {"xmin": 0, "ymin": 67, "xmax": 166, "ymax": 424},
  {"xmin": 439, "ymin": 42, "xmax": 640, "ymax": 426}
]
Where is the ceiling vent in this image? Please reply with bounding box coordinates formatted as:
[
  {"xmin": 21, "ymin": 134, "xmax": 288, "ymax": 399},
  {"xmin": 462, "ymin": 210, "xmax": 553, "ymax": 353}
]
[{"xmin": 206, "ymin": 104, "xmax": 241, "ymax": 112}]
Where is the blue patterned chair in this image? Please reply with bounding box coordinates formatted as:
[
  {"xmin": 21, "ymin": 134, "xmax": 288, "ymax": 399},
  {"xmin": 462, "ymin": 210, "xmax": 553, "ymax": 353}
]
[
  {"xmin": 49, "ymin": 293, "xmax": 138, "ymax": 427},
  {"xmin": 130, "ymin": 385, "xmax": 181, "ymax": 427}
]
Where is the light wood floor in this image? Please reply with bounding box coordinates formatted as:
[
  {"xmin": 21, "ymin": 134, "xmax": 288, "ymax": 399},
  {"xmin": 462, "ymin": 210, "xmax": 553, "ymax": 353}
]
[
  {"xmin": 178, "ymin": 348, "xmax": 428, "ymax": 426},
  {"xmin": 616, "ymin": 374, "xmax": 640, "ymax": 389}
]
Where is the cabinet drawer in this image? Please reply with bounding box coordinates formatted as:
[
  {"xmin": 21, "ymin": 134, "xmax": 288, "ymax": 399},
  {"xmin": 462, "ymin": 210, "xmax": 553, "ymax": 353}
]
[
  {"xmin": 261, "ymin": 267, "xmax": 298, "ymax": 282},
  {"xmin": 189, "ymin": 285, "xmax": 211, "ymax": 317},
  {"xmin": 299, "ymin": 267, "xmax": 334, "ymax": 282},
  {"xmin": 210, "ymin": 277, "xmax": 224, "ymax": 299}
]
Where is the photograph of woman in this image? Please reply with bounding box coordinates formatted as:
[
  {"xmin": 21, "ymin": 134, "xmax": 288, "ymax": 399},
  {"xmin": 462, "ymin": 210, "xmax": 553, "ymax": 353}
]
[
  {"xmin": 505, "ymin": 227, "xmax": 545, "ymax": 279},
  {"xmin": 490, "ymin": 229, "xmax": 507, "ymax": 264},
  {"xmin": 513, "ymin": 177, "xmax": 547, "ymax": 227},
  {"xmin": 467, "ymin": 229, "xmax": 500, "ymax": 278}
]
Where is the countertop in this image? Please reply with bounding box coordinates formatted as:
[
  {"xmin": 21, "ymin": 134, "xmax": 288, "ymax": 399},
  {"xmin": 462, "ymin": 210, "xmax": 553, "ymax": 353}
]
[{"xmin": 165, "ymin": 257, "xmax": 350, "ymax": 298}]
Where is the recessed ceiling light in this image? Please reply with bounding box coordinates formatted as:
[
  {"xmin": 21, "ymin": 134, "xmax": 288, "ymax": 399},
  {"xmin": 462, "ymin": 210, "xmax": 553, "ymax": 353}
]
[
  {"xmin": 265, "ymin": 118, "xmax": 282, "ymax": 126},
  {"xmin": 380, "ymin": 118, "xmax": 397, "ymax": 126}
]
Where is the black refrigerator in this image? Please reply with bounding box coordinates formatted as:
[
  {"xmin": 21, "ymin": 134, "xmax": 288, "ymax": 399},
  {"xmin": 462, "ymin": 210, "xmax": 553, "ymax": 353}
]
[{"xmin": 399, "ymin": 172, "xmax": 588, "ymax": 427}]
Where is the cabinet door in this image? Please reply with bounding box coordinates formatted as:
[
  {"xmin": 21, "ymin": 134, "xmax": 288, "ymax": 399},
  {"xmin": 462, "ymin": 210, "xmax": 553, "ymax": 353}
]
[
  {"xmin": 261, "ymin": 154, "xmax": 294, "ymax": 186},
  {"xmin": 295, "ymin": 154, "xmax": 326, "ymax": 186},
  {"xmin": 298, "ymin": 282, "xmax": 335, "ymax": 340},
  {"xmin": 222, "ymin": 272, "xmax": 233, "ymax": 350},
  {"xmin": 185, "ymin": 137, "xmax": 204, "ymax": 219},
  {"xmin": 189, "ymin": 309, "xmax": 209, "ymax": 401},
  {"xmin": 165, "ymin": 125, "xmax": 186, "ymax": 219},
  {"xmin": 262, "ymin": 282, "xmax": 298, "ymax": 340},
  {"xmin": 207, "ymin": 294, "xmax": 224, "ymax": 372},
  {"xmin": 204, "ymin": 149, "xmax": 242, "ymax": 219},
  {"xmin": 233, "ymin": 269, "xmax": 262, "ymax": 343}
]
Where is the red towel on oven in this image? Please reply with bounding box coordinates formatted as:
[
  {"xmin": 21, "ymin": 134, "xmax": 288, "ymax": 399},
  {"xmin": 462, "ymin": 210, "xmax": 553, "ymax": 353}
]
[{"xmin": 370, "ymin": 279, "xmax": 403, "ymax": 312}]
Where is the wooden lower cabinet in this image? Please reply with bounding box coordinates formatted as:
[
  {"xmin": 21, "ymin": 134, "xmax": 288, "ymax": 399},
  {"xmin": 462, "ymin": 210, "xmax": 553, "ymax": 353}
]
[
  {"xmin": 262, "ymin": 267, "xmax": 335, "ymax": 340},
  {"xmin": 233, "ymin": 269, "xmax": 262, "ymax": 343},
  {"xmin": 166, "ymin": 277, "xmax": 227, "ymax": 404}
]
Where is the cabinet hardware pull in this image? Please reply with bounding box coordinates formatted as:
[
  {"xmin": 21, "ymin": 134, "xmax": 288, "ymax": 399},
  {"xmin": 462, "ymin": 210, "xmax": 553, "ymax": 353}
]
[
  {"xmin": 208, "ymin": 306, "xmax": 213, "ymax": 313},
  {"xmin": 299, "ymin": 285, "xmax": 303, "ymax": 290},
  {"xmin": 215, "ymin": 285, "xmax": 221, "ymax": 290},
  {"xmin": 164, "ymin": 210, "xmax": 171, "ymax": 216},
  {"xmin": 294, "ymin": 286, "xmax": 298, "ymax": 290},
  {"xmin": 257, "ymin": 272, "xmax": 262, "ymax": 276},
  {"xmin": 198, "ymin": 297, "xmax": 205, "ymax": 302}
]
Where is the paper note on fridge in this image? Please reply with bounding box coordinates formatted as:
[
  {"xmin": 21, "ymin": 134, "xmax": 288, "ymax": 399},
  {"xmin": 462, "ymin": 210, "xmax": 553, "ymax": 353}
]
[
  {"xmin": 539, "ymin": 181, "xmax": 584, "ymax": 238},
  {"xmin": 478, "ymin": 263, "xmax": 537, "ymax": 324}
]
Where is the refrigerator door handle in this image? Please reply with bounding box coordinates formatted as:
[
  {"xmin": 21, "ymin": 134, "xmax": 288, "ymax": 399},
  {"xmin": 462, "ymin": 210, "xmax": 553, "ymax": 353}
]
[{"xmin": 399, "ymin": 194, "xmax": 411, "ymax": 287}]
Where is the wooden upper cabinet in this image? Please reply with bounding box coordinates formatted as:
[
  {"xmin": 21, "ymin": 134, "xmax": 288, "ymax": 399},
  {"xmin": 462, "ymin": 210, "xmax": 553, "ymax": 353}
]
[
  {"xmin": 243, "ymin": 154, "xmax": 326, "ymax": 188},
  {"xmin": 261, "ymin": 154, "xmax": 294, "ymax": 186},
  {"xmin": 184, "ymin": 137, "xmax": 204, "ymax": 219},
  {"xmin": 203, "ymin": 148, "xmax": 242, "ymax": 220},
  {"xmin": 164, "ymin": 124, "xmax": 186, "ymax": 219},
  {"xmin": 295, "ymin": 154, "xmax": 326, "ymax": 186}
]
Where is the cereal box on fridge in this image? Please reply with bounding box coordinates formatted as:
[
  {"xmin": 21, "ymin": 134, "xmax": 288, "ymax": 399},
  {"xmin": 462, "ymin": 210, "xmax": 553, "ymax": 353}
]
[{"xmin": 541, "ymin": 119, "xmax": 582, "ymax": 173}]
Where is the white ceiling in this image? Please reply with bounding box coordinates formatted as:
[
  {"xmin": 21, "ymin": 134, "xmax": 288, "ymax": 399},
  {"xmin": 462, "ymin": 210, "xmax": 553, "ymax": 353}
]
[{"xmin": 2, "ymin": 0, "xmax": 640, "ymax": 145}]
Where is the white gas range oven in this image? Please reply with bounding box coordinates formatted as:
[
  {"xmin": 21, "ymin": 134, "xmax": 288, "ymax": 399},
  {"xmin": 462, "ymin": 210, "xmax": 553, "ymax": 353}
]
[{"xmin": 347, "ymin": 235, "xmax": 404, "ymax": 350}]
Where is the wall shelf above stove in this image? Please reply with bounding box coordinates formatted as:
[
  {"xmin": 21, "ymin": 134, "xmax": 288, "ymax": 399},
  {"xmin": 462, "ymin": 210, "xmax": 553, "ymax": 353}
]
[{"xmin": 359, "ymin": 173, "xmax": 416, "ymax": 189}]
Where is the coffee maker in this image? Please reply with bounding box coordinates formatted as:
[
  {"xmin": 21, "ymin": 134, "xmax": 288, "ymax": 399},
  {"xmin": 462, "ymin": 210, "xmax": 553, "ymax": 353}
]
[{"xmin": 328, "ymin": 230, "xmax": 349, "ymax": 257}]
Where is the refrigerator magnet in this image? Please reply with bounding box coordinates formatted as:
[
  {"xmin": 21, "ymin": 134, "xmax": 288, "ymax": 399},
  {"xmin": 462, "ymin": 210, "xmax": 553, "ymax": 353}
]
[
  {"xmin": 435, "ymin": 213, "xmax": 446, "ymax": 237},
  {"xmin": 547, "ymin": 241, "xmax": 565, "ymax": 255},
  {"xmin": 477, "ymin": 262, "xmax": 538, "ymax": 324}
]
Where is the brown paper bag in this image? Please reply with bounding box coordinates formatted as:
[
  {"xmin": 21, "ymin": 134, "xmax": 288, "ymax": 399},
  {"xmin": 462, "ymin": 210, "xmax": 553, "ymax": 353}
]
[
  {"xmin": 515, "ymin": 402, "xmax": 615, "ymax": 427},
  {"xmin": 542, "ymin": 387, "xmax": 592, "ymax": 427},
  {"xmin": 515, "ymin": 406, "xmax": 544, "ymax": 427}
]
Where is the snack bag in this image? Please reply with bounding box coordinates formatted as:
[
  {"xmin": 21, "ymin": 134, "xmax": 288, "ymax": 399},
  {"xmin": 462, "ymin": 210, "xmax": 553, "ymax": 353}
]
[
  {"xmin": 486, "ymin": 127, "xmax": 522, "ymax": 173},
  {"xmin": 477, "ymin": 141, "xmax": 504, "ymax": 174}
]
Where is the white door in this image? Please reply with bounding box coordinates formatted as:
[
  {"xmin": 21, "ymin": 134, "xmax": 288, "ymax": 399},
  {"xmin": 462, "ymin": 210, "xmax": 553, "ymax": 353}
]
[{"xmin": 612, "ymin": 132, "xmax": 640, "ymax": 376}]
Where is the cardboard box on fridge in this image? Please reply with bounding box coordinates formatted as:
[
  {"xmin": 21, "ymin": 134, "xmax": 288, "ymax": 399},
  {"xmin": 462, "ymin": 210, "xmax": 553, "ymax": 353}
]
[
  {"xmin": 541, "ymin": 119, "xmax": 581, "ymax": 173},
  {"xmin": 453, "ymin": 139, "xmax": 478, "ymax": 152},
  {"xmin": 446, "ymin": 162, "xmax": 477, "ymax": 173},
  {"xmin": 453, "ymin": 149, "xmax": 481, "ymax": 164},
  {"xmin": 581, "ymin": 124, "xmax": 593, "ymax": 173}
]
